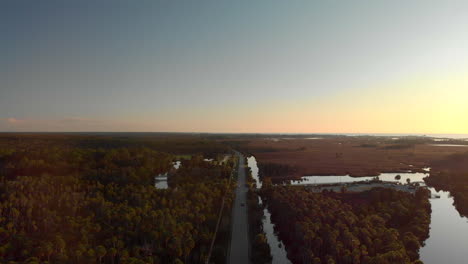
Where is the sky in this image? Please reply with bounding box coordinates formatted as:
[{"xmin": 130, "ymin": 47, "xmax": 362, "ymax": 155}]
[{"xmin": 1, "ymin": 0, "xmax": 468, "ymax": 133}]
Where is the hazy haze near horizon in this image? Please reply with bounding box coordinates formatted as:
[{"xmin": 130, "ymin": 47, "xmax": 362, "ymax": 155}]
[{"xmin": 1, "ymin": 0, "xmax": 467, "ymax": 133}]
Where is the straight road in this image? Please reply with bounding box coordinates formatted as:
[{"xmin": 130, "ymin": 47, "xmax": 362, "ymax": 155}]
[{"xmin": 228, "ymin": 152, "xmax": 249, "ymax": 264}]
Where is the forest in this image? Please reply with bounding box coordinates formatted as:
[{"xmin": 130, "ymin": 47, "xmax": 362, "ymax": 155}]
[
  {"xmin": 257, "ymin": 163, "xmax": 298, "ymax": 182},
  {"xmin": 261, "ymin": 185, "xmax": 431, "ymax": 264},
  {"xmin": 0, "ymin": 134, "xmax": 235, "ymax": 264}
]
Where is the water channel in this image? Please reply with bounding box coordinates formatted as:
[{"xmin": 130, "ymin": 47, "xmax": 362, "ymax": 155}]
[{"xmin": 248, "ymin": 156, "xmax": 291, "ymax": 264}]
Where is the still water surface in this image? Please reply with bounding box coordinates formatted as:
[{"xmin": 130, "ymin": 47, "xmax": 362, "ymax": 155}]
[
  {"xmin": 154, "ymin": 174, "xmax": 168, "ymax": 189},
  {"xmin": 290, "ymin": 171, "xmax": 428, "ymax": 185},
  {"xmin": 430, "ymin": 144, "xmax": 468, "ymax": 147},
  {"xmin": 247, "ymin": 156, "xmax": 290, "ymax": 264},
  {"xmin": 420, "ymin": 188, "xmax": 468, "ymax": 264},
  {"xmin": 154, "ymin": 161, "xmax": 182, "ymax": 189}
]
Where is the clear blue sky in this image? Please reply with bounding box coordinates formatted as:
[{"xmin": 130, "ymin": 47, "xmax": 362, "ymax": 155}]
[{"xmin": 1, "ymin": 0, "xmax": 467, "ymax": 132}]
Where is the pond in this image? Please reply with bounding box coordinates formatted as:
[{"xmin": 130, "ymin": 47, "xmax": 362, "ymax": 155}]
[
  {"xmin": 154, "ymin": 173, "xmax": 168, "ymax": 189},
  {"xmin": 154, "ymin": 161, "xmax": 182, "ymax": 189},
  {"xmin": 173, "ymin": 160, "xmax": 181, "ymax": 169},
  {"xmin": 290, "ymin": 171, "xmax": 429, "ymax": 185}
]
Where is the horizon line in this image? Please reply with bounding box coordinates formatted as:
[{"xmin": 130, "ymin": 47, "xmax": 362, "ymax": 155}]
[{"xmin": 0, "ymin": 131, "xmax": 467, "ymax": 136}]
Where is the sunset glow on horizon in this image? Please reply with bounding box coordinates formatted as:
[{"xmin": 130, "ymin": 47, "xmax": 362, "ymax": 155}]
[{"xmin": 2, "ymin": 1, "xmax": 467, "ymax": 134}]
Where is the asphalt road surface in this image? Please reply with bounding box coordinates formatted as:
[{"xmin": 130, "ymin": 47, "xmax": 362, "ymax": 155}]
[{"xmin": 228, "ymin": 153, "xmax": 249, "ymax": 264}]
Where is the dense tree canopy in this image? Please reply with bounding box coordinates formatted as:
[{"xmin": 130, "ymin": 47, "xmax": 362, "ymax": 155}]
[
  {"xmin": 0, "ymin": 134, "xmax": 235, "ymax": 264},
  {"xmin": 262, "ymin": 186, "xmax": 430, "ymax": 264}
]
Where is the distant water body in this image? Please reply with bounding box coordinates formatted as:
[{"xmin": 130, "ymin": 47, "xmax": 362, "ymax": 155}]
[
  {"xmin": 270, "ymin": 133, "xmax": 468, "ymax": 139},
  {"xmin": 339, "ymin": 133, "xmax": 468, "ymax": 139}
]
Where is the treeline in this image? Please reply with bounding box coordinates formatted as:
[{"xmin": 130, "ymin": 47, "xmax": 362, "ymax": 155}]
[
  {"xmin": 427, "ymin": 152, "xmax": 468, "ymax": 217},
  {"xmin": 0, "ymin": 133, "xmax": 230, "ymax": 158},
  {"xmin": 0, "ymin": 135, "xmax": 235, "ymax": 264},
  {"xmin": 262, "ymin": 186, "xmax": 431, "ymax": 264},
  {"xmin": 258, "ymin": 163, "xmax": 297, "ymax": 182}
]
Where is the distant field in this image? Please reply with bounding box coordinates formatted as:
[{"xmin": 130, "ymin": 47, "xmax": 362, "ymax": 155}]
[{"xmin": 241, "ymin": 137, "xmax": 467, "ymax": 179}]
